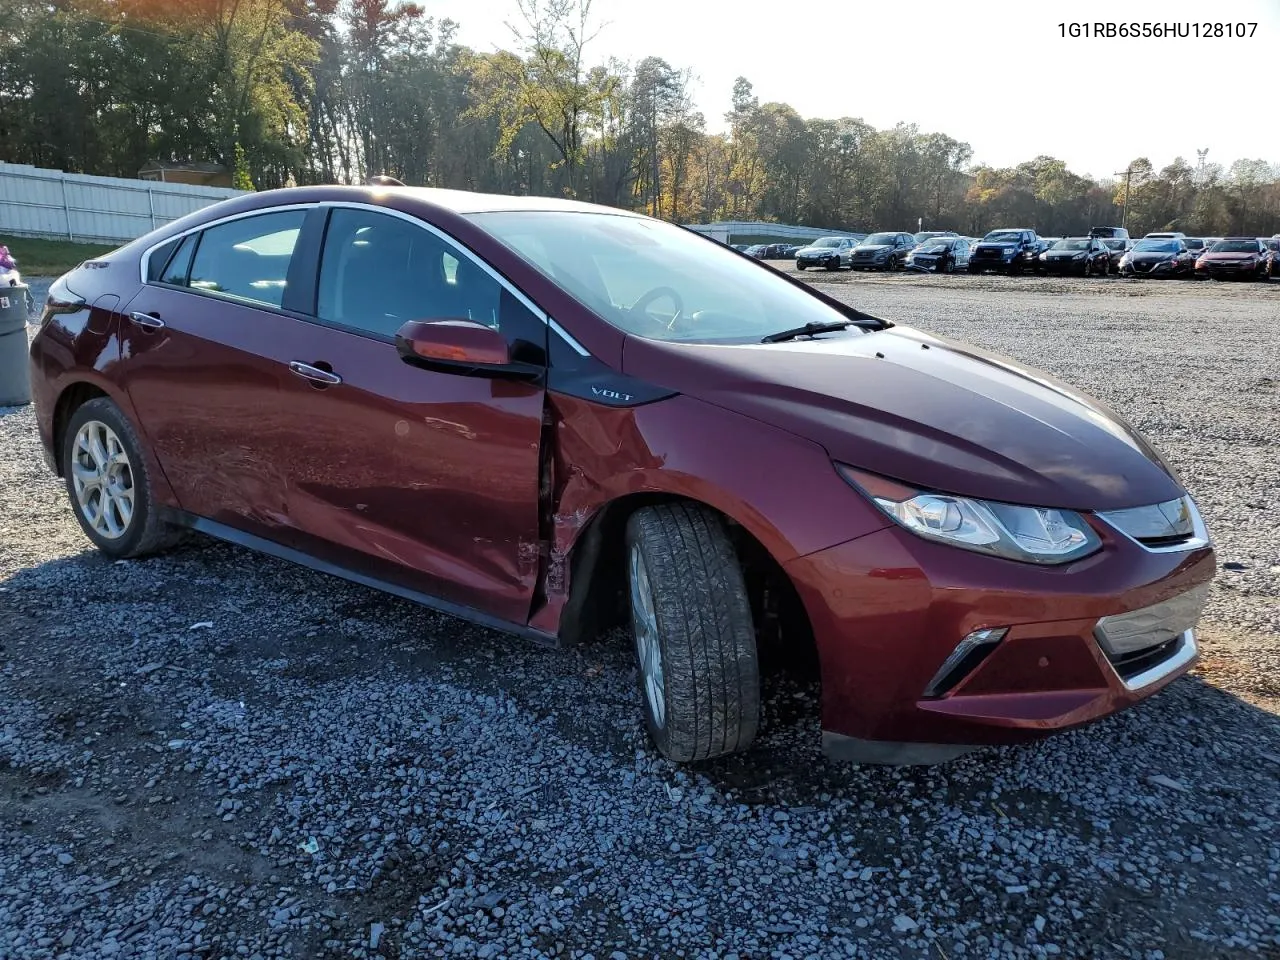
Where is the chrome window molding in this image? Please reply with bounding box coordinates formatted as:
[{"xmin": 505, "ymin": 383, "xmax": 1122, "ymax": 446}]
[
  {"xmin": 138, "ymin": 203, "xmax": 318, "ymax": 286},
  {"xmin": 137, "ymin": 199, "xmax": 592, "ymax": 358},
  {"xmin": 1095, "ymin": 495, "xmax": 1211, "ymax": 554}
]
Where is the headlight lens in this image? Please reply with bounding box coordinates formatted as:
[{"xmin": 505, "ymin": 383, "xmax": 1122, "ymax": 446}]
[{"xmin": 838, "ymin": 466, "xmax": 1102, "ymax": 564}]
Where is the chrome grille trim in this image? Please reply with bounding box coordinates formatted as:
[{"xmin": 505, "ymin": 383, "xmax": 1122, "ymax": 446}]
[{"xmin": 1096, "ymin": 496, "xmax": 1211, "ymax": 554}]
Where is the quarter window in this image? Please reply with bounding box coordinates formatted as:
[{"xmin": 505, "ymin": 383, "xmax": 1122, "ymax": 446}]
[
  {"xmin": 161, "ymin": 234, "xmax": 198, "ymax": 286},
  {"xmin": 184, "ymin": 211, "xmax": 305, "ymax": 308}
]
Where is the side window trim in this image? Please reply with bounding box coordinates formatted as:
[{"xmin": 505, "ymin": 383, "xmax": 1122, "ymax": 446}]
[
  {"xmin": 320, "ymin": 201, "xmax": 589, "ymax": 357},
  {"xmin": 138, "ymin": 203, "xmax": 318, "ymax": 287}
]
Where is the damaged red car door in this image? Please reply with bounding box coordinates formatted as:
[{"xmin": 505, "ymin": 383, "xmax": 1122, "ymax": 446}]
[{"xmin": 269, "ymin": 205, "xmax": 548, "ymax": 624}]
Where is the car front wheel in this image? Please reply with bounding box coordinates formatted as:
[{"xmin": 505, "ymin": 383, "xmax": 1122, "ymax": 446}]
[
  {"xmin": 625, "ymin": 503, "xmax": 761, "ymax": 762},
  {"xmin": 62, "ymin": 397, "xmax": 184, "ymax": 559}
]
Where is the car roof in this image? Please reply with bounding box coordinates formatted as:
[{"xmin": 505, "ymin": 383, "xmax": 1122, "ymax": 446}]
[{"xmin": 357, "ymin": 184, "xmax": 635, "ymax": 216}]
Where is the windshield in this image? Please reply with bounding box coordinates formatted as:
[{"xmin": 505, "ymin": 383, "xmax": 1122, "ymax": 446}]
[
  {"xmin": 1103, "ymin": 239, "xmax": 1126, "ymax": 250},
  {"xmin": 1051, "ymin": 239, "xmax": 1091, "ymax": 251},
  {"xmin": 809, "ymin": 237, "xmax": 842, "ymax": 248},
  {"xmin": 863, "ymin": 233, "xmax": 898, "ymax": 245},
  {"xmin": 1133, "ymin": 239, "xmax": 1179, "ymax": 253},
  {"xmin": 919, "ymin": 239, "xmax": 955, "ymax": 249},
  {"xmin": 470, "ymin": 211, "xmax": 869, "ymax": 344},
  {"xmin": 1211, "ymin": 240, "xmax": 1260, "ymax": 253},
  {"xmin": 982, "ymin": 231, "xmax": 1022, "ymax": 242}
]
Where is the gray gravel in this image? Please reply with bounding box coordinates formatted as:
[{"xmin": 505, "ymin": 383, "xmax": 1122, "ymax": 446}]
[{"xmin": 2, "ymin": 274, "xmax": 1279, "ymax": 959}]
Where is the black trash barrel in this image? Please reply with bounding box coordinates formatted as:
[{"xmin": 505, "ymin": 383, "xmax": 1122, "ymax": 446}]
[{"xmin": 0, "ymin": 284, "xmax": 32, "ymax": 405}]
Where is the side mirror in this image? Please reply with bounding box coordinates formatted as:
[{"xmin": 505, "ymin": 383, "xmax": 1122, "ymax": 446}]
[{"xmin": 394, "ymin": 319, "xmax": 541, "ymax": 381}]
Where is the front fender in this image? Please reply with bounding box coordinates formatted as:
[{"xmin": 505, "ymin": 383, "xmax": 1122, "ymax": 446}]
[{"xmin": 530, "ymin": 392, "xmax": 891, "ymax": 637}]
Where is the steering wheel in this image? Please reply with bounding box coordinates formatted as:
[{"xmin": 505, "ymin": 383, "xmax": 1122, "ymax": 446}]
[{"xmin": 630, "ymin": 286, "xmax": 685, "ymax": 331}]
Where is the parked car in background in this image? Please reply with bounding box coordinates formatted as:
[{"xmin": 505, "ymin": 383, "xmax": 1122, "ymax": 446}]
[
  {"xmin": 1143, "ymin": 232, "xmax": 1186, "ymax": 240},
  {"xmin": 1101, "ymin": 238, "xmax": 1133, "ymax": 270},
  {"xmin": 1038, "ymin": 236, "xmax": 1113, "ymax": 276},
  {"xmin": 28, "ymin": 183, "xmax": 1217, "ymax": 765},
  {"xmin": 968, "ymin": 229, "xmax": 1043, "ymax": 275},
  {"xmin": 913, "ymin": 230, "xmax": 958, "ymax": 244},
  {"xmin": 1269, "ymin": 238, "xmax": 1280, "ymax": 278},
  {"xmin": 1118, "ymin": 238, "xmax": 1196, "ymax": 278},
  {"xmin": 905, "ymin": 236, "xmax": 971, "ymax": 273},
  {"xmin": 781, "ymin": 245, "xmax": 805, "ymax": 259},
  {"xmin": 1089, "ymin": 226, "xmax": 1130, "ymax": 242},
  {"xmin": 849, "ymin": 232, "xmax": 917, "ymax": 271},
  {"xmin": 1194, "ymin": 237, "xmax": 1271, "ymax": 280},
  {"xmin": 749, "ymin": 243, "xmax": 791, "ymax": 260},
  {"xmin": 794, "ymin": 236, "xmax": 859, "ymax": 271},
  {"xmin": 731, "ymin": 244, "xmax": 750, "ymax": 251},
  {"xmin": 1182, "ymin": 238, "xmax": 1209, "ymax": 258}
]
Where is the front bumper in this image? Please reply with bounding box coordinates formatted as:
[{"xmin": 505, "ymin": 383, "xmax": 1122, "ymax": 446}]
[
  {"xmin": 969, "ymin": 255, "xmax": 1016, "ymax": 271},
  {"xmin": 798, "ymin": 255, "xmax": 840, "ymax": 268},
  {"xmin": 1040, "ymin": 259, "xmax": 1088, "ymax": 274},
  {"xmin": 785, "ymin": 519, "xmax": 1215, "ymax": 762},
  {"xmin": 1198, "ymin": 261, "xmax": 1261, "ymax": 278}
]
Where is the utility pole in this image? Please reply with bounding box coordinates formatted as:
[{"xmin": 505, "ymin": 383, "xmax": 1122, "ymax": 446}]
[
  {"xmin": 1195, "ymin": 148, "xmax": 1209, "ymax": 186},
  {"xmin": 1114, "ymin": 166, "xmax": 1135, "ymax": 230}
]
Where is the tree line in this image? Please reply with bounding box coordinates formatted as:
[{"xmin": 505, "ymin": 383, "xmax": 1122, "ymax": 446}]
[{"xmin": 2, "ymin": 0, "xmax": 1277, "ymax": 238}]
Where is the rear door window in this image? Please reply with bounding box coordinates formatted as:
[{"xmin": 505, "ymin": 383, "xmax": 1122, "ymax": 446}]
[{"xmin": 184, "ymin": 211, "xmax": 306, "ymax": 308}]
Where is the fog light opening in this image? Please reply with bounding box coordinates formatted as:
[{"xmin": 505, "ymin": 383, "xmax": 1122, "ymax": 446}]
[{"xmin": 923, "ymin": 627, "xmax": 1008, "ymax": 698}]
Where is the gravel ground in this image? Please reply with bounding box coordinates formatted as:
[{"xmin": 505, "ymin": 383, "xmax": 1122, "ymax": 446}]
[{"xmin": 2, "ymin": 274, "xmax": 1278, "ymax": 960}]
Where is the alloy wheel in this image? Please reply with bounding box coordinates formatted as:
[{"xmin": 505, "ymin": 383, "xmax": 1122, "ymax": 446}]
[
  {"xmin": 629, "ymin": 544, "xmax": 666, "ymax": 729},
  {"xmin": 70, "ymin": 420, "xmax": 135, "ymax": 540}
]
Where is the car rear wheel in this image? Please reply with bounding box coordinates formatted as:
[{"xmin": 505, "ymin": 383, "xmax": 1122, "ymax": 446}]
[
  {"xmin": 625, "ymin": 503, "xmax": 761, "ymax": 762},
  {"xmin": 63, "ymin": 398, "xmax": 184, "ymax": 559},
  {"xmin": 795, "ymin": 263, "xmax": 806, "ymax": 271}
]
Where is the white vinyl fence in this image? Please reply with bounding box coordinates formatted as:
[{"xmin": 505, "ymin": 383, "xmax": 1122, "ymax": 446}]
[{"xmin": 0, "ymin": 161, "xmax": 248, "ymax": 244}]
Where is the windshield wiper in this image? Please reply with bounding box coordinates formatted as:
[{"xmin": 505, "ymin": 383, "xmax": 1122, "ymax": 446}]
[{"xmin": 762, "ymin": 319, "xmax": 872, "ymax": 343}]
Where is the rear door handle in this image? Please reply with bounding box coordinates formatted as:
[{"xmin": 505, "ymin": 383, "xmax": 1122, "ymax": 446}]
[
  {"xmin": 288, "ymin": 361, "xmax": 343, "ymax": 386},
  {"xmin": 129, "ymin": 312, "xmax": 165, "ymax": 330}
]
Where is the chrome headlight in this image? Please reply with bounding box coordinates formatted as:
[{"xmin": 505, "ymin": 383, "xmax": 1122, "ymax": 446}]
[{"xmin": 838, "ymin": 466, "xmax": 1102, "ymax": 565}]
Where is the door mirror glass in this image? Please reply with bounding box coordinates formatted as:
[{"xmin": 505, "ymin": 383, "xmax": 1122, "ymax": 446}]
[{"xmin": 395, "ymin": 318, "xmax": 515, "ymax": 371}]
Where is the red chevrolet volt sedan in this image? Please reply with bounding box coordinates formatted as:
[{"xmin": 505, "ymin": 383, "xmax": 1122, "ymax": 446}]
[{"xmin": 29, "ymin": 185, "xmax": 1216, "ymax": 764}]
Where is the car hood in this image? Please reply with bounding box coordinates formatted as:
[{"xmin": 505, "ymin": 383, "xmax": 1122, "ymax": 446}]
[
  {"xmin": 1129, "ymin": 251, "xmax": 1176, "ymax": 260},
  {"xmin": 854, "ymin": 244, "xmax": 893, "ymax": 252},
  {"xmin": 622, "ymin": 325, "xmax": 1183, "ymax": 511},
  {"xmin": 1199, "ymin": 251, "xmax": 1256, "ymax": 261},
  {"xmin": 796, "ymin": 246, "xmax": 838, "ymax": 256}
]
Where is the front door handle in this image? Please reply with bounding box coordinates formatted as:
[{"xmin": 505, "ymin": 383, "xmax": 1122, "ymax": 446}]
[
  {"xmin": 129, "ymin": 311, "xmax": 165, "ymax": 330},
  {"xmin": 288, "ymin": 361, "xmax": 343, "ymax": 386}
]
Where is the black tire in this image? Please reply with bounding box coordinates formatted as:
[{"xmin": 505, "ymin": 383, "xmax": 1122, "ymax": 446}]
[
  {"xmin": 795, "ymin": 263, "xmax": 806, "ymax": 271},
  {"xmin": 825, "ymin": 259, "xmax": 839, "ymax": 271},
  {"xmin": 62, "ymin": 397, "xmax": 184, "ymax": 559},
  {"xmin": 625, "ymin": 503, "xmax": 760, "ymax": 762}
]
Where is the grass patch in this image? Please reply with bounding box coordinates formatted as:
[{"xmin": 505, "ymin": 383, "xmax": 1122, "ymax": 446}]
[{"xmin": 1, "ymin": 236, "xmax": 120, "ymax": 276}]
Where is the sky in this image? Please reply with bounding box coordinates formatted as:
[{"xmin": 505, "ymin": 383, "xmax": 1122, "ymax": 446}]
[{"xmin": 447, "ymin": 0, "xmax": 1280, "ymax": 181}]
